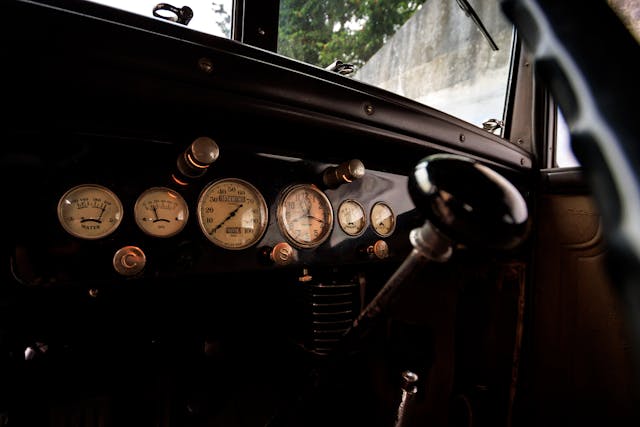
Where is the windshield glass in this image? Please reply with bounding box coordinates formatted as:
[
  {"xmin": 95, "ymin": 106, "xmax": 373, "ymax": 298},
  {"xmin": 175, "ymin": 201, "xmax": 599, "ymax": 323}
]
[
  {"xmin": 88, "ymin": 0, "xmax": 233, "ymax": 38},
  {"xmin": 86, "ymin": 0, "xmax": 513, "ymax": 132},
  {"xmin": 278, "ymin": 0, "xmax": 514, "ymax": 131}
]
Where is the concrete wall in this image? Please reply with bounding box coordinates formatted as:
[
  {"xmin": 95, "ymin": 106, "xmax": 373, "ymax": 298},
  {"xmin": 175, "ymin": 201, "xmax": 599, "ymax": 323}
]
[{"xmin": 354, "ymin": 0, "xmax": 513, "ymax": 128}]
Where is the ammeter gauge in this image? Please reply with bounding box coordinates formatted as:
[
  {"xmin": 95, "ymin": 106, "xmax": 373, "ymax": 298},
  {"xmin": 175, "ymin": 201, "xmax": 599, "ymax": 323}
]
[
  {"xmin": 134, "ymin": 187, "xmax": 189, "ymax": 238},
  {"xmin": 337, "ymin": 199, "xmax": 366, "ymax": 236}
]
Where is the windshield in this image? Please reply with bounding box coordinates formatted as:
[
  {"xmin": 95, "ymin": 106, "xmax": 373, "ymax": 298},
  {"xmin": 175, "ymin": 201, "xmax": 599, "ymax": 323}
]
[{"xmin": 87, "ymin": 0, "xmax": 514, "ymax": 132}]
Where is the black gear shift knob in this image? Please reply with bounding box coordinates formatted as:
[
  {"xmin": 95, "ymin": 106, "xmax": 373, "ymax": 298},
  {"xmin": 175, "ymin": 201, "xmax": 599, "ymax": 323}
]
[{"xmin": 408, "ymin": 154, "xmax": 529, "ymax": 250}]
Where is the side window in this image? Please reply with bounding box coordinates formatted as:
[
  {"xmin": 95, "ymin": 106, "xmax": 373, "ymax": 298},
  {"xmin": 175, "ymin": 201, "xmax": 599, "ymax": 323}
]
[{"xmin": 555, "ymin": 107, "xmax": 580, "ymax": 168}]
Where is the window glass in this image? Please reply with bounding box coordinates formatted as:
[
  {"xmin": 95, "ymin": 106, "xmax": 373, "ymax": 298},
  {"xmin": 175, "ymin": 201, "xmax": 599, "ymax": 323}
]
[
  {"xmin": 278, "ymin": 0, "xmax": 514, "ymax": 131},
  {"xmin": 87, "ymin": 0, "xmax": 233, "ymax": 38},
  {"xmin": 555, "ymin": 107, "xmax": 580, "ymax": 168}
]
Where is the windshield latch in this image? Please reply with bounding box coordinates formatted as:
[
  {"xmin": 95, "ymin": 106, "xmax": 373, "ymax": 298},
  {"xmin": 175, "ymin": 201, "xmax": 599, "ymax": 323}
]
[
  {"xmin": 152, "ymin": 3, "xmax": 193, "ymax": 26},
  {"xmin": 325, "ymin": 60, "xmax": 355, "ymax": 76},
  {"xmin": 482, "ymin": 118, "xmax": 504, "ymax": 134}
]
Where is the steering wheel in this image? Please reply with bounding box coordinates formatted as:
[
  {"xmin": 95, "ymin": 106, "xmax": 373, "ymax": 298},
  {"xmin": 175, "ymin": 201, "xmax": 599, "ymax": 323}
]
[{"xmin": 501, "ymin": 0, "xmax": 640, "ymax": 399}]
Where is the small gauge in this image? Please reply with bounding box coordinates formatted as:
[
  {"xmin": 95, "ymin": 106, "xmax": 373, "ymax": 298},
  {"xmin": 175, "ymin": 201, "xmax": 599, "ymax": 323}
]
[
  {"xmin": 57, "ymin": 184, "xmax": 123, "ymax": 239},
  {"xmin": 370, "ymin": 201, "xmax": 395, "ymax": 237},
  {"xmin": 134, "ymin": 187, "xmax": 189, "ymax": 238},
  {"xmin": 277, "ymin": 184, "xmax": 334, "ymax": 248},
  {"xmin": 337, "ymin": 199, "xmax": 366, "ymax": 236},
  {"xmin": 197, "ymin": 178, "xmax": 268, "ymax": 250}
]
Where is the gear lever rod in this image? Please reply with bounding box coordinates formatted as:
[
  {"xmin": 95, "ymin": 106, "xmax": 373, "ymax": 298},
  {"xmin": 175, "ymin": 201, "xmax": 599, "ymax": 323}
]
[{"xmin": 266, "ymin": 154, "xmax": 529, "ymax": 426}]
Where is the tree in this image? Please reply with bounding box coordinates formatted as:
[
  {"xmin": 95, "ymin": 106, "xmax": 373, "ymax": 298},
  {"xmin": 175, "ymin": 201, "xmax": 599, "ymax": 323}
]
[{"xmin": 278, "ymin": 0, "xmax": 426, "ymax": 70}]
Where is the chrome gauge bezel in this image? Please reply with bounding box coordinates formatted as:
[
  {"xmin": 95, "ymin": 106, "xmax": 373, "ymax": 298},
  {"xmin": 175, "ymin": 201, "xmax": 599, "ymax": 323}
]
[
  {"xmin": 337, "ymin": 199, "xmax": 367, "ymax": 236},
  {"xmin": 57, "ymin": 184, "xmax": 124, "ymax": 240},
  {"xmin": 370, "ymin": 201, "xmax": 396, "ymax": 237},
  {"xmin": 277, "ymin": 183, "xmax": 334, "ymax": 249},
  {"xmin": 134, "ymin": 187, "xmax": 189, "ymax": 238},
  {"xmin": 196, "ymin": 178, "xmax": 269, "ymax": 250}
]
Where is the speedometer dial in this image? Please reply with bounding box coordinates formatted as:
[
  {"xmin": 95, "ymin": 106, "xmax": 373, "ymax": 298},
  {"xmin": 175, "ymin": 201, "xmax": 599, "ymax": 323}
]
[
  {"xmin": 277, "ymin": 184, "xmax": 334, "ymax": 248},
  {"xmin": 197, "ymin": 178, "xmax": 268, "ymax": 250}
]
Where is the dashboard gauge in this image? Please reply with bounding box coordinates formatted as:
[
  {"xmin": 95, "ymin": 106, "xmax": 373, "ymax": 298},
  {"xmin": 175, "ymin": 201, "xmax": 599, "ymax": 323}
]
[
  {"xmin": 57, "ymin": 184, "xmax": 123, "ymax": 239},
  {"xmin": 134, "ymin": 187, "xmax": 189, "ymax": 238},
  {"xmin": 277, "ymin": 184, "xmax": 334, "ymax": 248},
  {"xmin": 337, "ymin": 199, "xmax": 366, "ymax": 236},
  {"xmin": 197, "ymin": 178, "xmax": 268, "ymax": 250},
  {"xmin": 370, "ymin": 201, "xmax": 396, "ymax": 237}
]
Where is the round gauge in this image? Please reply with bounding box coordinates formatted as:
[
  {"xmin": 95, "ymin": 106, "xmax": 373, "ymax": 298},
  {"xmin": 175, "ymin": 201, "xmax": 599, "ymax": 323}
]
[
  {"xmin": 370, "ymin": 201, "xmax": 396, "ymax": 237},
  {"xmin": 57, "ymin": 184, "xmax": 123, "ymax": 239},
  {"xmin": 277, "ymin": 184, "xmax": 334, "ymax": 248},
  {"xmin": 337, "ymin": 199, "xmax": 366, "ymax": 236},
  {"xmin": 197, "ymin": 178, "xmax": 268, "ymax": 250},
  {"xmin": 134, "ymin": 187, "xmax": 189, "ymax": 238}
]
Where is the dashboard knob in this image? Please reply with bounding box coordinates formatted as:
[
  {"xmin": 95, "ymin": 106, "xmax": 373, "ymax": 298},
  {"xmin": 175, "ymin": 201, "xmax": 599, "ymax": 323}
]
[
  {"xmin": 322, "ymin": 159, "xmax": 365, "ymax": 189},
  {"xmin": 113, "ymin": 246, "xmax": 146, "ymax": 276},
  {"xmin": 361, "ymin": 240, "xmax": 389, "ymax": 259},
  {"xmin": 270, "ymin": 242, "xmax": 296, "ymax": 266},
  {"xmin": 408, "ymin": 154, "xmax": 529, "ymax": 250},
  {"xmin": 176, "ymin": 136, "xmax": 220, "ymax": 179}
]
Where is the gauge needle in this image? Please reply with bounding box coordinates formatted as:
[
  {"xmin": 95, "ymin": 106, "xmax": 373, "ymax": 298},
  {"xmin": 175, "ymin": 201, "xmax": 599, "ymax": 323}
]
[
  {"xmin": 81, "ymin": 205, "xmax": 106, "ymax": 223},
  {"xmin": 210, "ymin": 204, "xmax": 243, "ymax": 234},
  {"xmin": 152, "ymin": 206, "xmax": 170, "ymax": 223},
  {"xmin": 307, "ymin": 215, "xmax": 325, "ymax": 224}
]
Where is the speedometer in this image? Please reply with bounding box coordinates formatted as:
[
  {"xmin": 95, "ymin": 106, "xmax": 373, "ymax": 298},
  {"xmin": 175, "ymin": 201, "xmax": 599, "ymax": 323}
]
[{"xmin": 196, "ymin": 178, "xmax": 268, "ymax": 250}]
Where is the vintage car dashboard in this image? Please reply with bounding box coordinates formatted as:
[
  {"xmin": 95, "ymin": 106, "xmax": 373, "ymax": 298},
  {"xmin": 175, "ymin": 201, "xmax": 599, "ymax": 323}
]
[{"xmin": 8, "ymin": 131, "xmax": 421, "ymax": 289}]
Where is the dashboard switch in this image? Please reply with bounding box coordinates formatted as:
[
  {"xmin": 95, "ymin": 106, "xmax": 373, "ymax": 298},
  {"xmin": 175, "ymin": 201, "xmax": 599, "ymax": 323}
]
[
  {"xmin": 322, "ymin": 159, "xmax": 365, "ymax": 189},
  {"xmin": 176, "ymin": 136, "xmax": 220, "ymax": 179},
  {"xmin": 113, "ymin": 246, "xmax": 146, "ymax": 276},
  {"xmin": 362, "ymin": 240, "xmax": 389, "ymax": 259}
]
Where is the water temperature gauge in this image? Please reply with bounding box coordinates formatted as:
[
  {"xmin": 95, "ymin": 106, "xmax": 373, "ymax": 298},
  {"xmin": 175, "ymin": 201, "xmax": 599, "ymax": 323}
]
[
  {"xmin": 57, "ymin": 184, "xmax": 123, "ymax": 239},
  {"xmin": 134, "ymin": 187, "xmax": 189, "ymax": 238}
]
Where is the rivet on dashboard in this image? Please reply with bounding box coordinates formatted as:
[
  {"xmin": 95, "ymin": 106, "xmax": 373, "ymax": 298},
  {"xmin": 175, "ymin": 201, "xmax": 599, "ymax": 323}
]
[
  {"xmin": 459, "ymin": 133, "xmax": 466, "ymax": 142},
  {"xmin": 198, "ymin": 57, "xmax": 214, "ymax": 74},
  {"xmin": 364, "ymin": 103, "xmax": 375, "ymax": 115}
]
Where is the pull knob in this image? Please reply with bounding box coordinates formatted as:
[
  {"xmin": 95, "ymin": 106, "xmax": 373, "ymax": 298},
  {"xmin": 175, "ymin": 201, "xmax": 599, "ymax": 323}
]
[
  {"xmin": 267, "ymin": 242, "xmax": 296, "ymax": 267},
  {"xmin": 176, "ymin": 136, "xmax": 219, "ymax": 179},
  {"xmin": 361, "ymin": 240, "xmax": 389, "ymax": 259},
  {"xmin": 322, "ymin": 159, "xmax": 365, "ymax": 189},
  {"xmin": 113, "ymin": 246, "xmax": 146, "ymax": 276}
]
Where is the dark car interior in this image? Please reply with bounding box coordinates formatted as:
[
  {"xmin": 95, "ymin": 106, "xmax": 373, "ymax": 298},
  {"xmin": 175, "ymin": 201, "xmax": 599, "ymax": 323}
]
[{"xmin": 2, "ymin": 0, "xmax": 639, "ymax": 426}]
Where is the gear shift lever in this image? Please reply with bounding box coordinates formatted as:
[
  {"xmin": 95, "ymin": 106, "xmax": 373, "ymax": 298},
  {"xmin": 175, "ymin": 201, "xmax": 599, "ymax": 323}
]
[{"xmin": 265, "ymin": 154, "xmax": 529, "ymax": 427}]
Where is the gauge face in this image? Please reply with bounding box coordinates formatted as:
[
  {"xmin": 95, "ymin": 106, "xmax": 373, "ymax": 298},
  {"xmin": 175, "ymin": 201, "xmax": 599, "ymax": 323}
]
[
  {"xmin": 134, "ymin": 187, "xmax": 189, "ymax": 238},
  {"xmin": 197, "ymin": 178, "xmax": 268, "ymax": 250},
  {"xmin": 370, "ymin": 201, "xmax": 396, "ymax": 237},
  {"xmin": 277, "ymin": 184, "xmax": 334, "ymax": 248},
  {"xmin": 337, "ymin": 199, "xmax": 366, "ymax": 236},
  {"xmin": 57, "ymin": 184, "xmax": 123, "ymax": 239}
]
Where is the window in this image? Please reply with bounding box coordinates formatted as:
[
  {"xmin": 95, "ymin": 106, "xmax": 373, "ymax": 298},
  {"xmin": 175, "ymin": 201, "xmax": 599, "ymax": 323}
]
[{"xmin": 555, "ymin": 107, "xmax": 580, "ymax": 168}]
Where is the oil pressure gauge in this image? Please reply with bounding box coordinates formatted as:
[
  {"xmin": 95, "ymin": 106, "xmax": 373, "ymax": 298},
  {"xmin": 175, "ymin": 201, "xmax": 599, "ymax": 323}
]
[
  {"xmin": 277, "ymin": 184, "xmax": 334, "ymax": 248},
  {"xmin": 134, "ymin": 187, "xmax": 189, "ymax": 238},
  {"xmin": 371, "ymin": 201, "xmax": 395, "ymax": 237},
  {"xmin": 57, "ymin": 184, "xmax": 123, "ymax": 239}
]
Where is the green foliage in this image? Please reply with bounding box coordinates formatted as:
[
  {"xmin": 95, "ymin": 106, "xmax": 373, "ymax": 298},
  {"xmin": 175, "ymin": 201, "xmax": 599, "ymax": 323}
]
[{"xmin": 278, "ymin": 0, "xmax": 426, "ymax": 69}]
